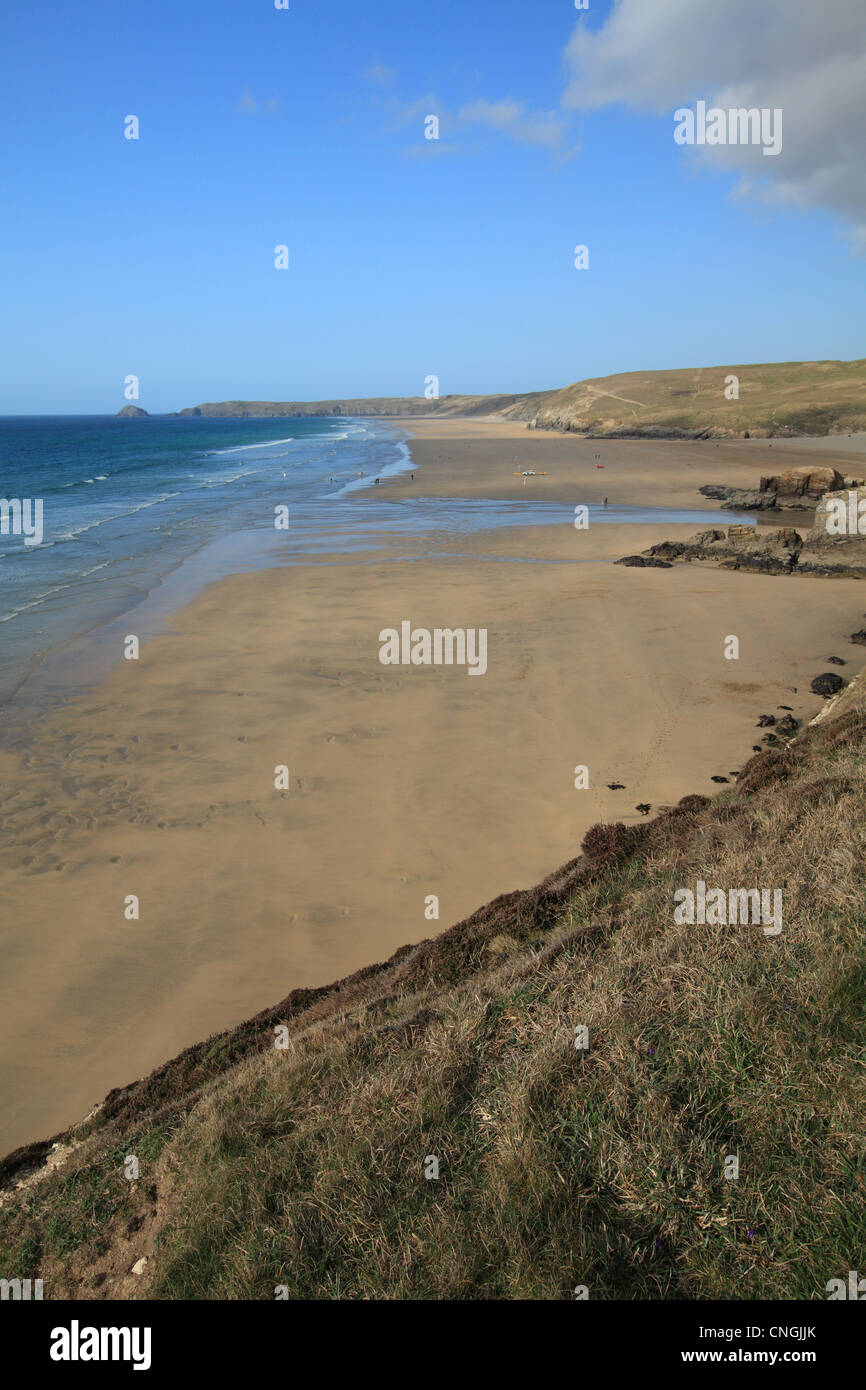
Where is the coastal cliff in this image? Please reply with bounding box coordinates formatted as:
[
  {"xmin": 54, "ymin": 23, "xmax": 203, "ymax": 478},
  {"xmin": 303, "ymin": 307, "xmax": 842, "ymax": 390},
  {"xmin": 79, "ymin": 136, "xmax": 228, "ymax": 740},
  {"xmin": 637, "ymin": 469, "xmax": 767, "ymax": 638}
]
[
  {"xmin": 173, "ymin": 358, "xmax": 866, "ymax": 438},
  {"xmin": 172, "ymin": 391, "xmax": 547, "ymax": 420}
]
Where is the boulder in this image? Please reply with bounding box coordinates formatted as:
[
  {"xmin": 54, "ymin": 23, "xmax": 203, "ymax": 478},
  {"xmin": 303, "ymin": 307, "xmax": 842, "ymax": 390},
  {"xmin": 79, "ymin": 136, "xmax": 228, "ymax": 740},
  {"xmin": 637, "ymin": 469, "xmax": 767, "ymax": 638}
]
[
  {"xmin": 759, "ymin": 466, "xmax": 843, "ymax": 505},
  {"xmin": 721, "ymin": 489, "xmax": 778, "ymax": 510},
  {"xmin": 698, "ymin": 484, "xmax": 733, "ymax": 500},
  {"xmin": 810, "ymin": 673, "xmax": 847, "ymax": 698},
  {"xmin": 706, "ymin": 466, "xmax": 844, "ymax": 514},
  {"xmin": 690, "ymin": 528, "xmax": 726, "ymax": 544}
]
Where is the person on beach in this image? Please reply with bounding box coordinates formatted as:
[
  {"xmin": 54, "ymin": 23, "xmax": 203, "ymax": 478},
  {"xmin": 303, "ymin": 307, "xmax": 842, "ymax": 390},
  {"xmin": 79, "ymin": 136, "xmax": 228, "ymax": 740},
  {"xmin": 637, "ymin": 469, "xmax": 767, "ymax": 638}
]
[{"xmin": 604, "ymin": 497, "xmax": 608, "ymax": 508}]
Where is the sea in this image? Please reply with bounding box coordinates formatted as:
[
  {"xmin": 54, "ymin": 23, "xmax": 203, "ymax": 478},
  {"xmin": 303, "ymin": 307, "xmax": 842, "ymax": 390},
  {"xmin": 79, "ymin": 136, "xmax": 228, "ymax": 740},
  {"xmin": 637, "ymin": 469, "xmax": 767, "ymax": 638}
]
[{"xmin": 0, "ymin": 414, "xmax": 744, "ymax": 728}]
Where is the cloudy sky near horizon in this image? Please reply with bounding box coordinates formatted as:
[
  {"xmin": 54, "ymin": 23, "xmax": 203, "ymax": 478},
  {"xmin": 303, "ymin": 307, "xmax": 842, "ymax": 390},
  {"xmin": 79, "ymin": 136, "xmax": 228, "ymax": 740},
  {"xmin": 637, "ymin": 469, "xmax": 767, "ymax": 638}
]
[{"xmin": 1, "ymin": 0, "xmax": 864, "ymax": 413}]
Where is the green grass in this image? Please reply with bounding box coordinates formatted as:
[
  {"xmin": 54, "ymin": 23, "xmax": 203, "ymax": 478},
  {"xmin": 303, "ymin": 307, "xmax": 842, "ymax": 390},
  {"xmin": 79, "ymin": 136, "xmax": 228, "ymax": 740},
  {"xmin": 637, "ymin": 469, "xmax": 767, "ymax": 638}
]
[{"xmin": 1, "ymin": 696, "xmax": 865, "ymax": 1299}]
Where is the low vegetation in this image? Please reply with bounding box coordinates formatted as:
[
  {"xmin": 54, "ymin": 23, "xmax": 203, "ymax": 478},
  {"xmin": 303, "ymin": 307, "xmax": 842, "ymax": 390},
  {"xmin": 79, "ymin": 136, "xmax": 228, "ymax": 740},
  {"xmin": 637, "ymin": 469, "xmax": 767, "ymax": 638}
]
[
  {"xmin": 175, "ymin": 358, "xmax": 866, "ymax": 438},
  {"xmin": 525, "ymin": 358, "xmax": 866, "ymax": 438},
  {"xmin": 2, "ymin": 680, "xmax": 865, "ymax": 1299}
]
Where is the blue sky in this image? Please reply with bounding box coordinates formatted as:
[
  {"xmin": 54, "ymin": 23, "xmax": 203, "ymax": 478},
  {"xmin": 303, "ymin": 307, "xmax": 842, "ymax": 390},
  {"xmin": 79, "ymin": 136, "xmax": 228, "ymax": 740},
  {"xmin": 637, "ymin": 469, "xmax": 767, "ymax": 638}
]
[{"xmin": 1, "ymin": 0, "xmax": 864, "ymax": 413}]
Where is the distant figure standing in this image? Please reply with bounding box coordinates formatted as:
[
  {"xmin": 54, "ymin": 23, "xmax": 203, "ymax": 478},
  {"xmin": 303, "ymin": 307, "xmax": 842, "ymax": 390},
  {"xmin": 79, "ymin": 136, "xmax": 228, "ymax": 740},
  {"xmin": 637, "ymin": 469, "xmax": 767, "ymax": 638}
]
[
  {"xmin": 410, "ymin": 473, "xmax": 414, "ymax": 481},
  {"xmin": 375, "ymin": 477, "xmax": 380, "ymax": 485},
  {"xmin": 603, "ymin": 497, "xmax": 608, "ymax": 508}
]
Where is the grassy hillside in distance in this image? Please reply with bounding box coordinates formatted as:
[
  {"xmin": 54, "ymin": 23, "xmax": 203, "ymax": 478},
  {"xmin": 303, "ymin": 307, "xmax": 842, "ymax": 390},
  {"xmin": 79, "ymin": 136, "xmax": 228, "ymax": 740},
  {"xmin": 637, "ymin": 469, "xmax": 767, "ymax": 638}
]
[
  {"xmin": 173, "ymin": 391, "xmax": 549, "ymax": 420},
  {"xmin": 524, "ymin": 358, "xmax": 866, "ymax": 439},
  {"xmin": 2, "ymin": 673, "xmax": 865, "ymax": 1300},
  {"xmin": 173, "ymin": 358, "xmax": 866, "ymax": 438}
]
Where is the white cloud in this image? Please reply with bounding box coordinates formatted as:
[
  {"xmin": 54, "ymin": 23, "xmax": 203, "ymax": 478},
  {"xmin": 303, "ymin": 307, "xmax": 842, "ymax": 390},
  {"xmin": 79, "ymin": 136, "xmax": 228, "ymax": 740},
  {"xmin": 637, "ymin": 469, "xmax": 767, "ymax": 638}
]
[
  {"xmin": 458, "ymin": 98, "xmax": 570, "ymax": 149},
  {"xmin": 386, "ymin": 94, "xmax": 574, "ymax": 157},
  {"xmin": 563, "ymin": 0, "xmax": 866, "ymax": 239}
]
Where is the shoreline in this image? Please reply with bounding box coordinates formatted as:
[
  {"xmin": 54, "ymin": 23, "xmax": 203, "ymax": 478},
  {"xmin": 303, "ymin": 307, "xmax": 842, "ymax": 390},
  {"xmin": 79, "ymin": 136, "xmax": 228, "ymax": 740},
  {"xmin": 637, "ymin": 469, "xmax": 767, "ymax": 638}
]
[
  {"xmin": 0, "ymin": 411, "xmax": 765, "ymax": 742},
  {"xmin": 376, "ymin": 417, "xmax": 865, "ymax": 508},
  {"xmin": 1, "ymin": 423, "xmax": 865, "ymax": 1155}
]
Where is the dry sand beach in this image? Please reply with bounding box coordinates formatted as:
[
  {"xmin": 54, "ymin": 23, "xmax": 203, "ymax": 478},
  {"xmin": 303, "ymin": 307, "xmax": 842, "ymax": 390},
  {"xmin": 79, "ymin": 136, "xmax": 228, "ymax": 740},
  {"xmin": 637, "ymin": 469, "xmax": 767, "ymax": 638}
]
[
  {"xmin": 384, "ymin": 417, "xmax": 866, "ymax": 506},
  {"xmin": 1, "ymin": 420, "xmax": 863, "ymax": 1154}
]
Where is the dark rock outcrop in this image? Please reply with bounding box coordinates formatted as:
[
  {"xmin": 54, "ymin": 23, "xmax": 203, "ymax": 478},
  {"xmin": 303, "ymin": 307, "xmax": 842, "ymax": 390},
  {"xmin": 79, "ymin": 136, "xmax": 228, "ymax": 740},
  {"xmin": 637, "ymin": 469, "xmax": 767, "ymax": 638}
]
[
  {"xmin": 629, "ymin": 525, "xmax": 803, "ymax": 574},
  {"xmin": 698, "ymin": 484, "xmax": 733, "ymax": 501},
  {"xmin": 615, "ymin": 555, "xmax": 674, "ymax": 568},
  {"xmin": 795, "ymin": 489, "xmax": 866, "ymax": 576},
  {"xmin": 760, "ymin": 466, "xmax": 844, "ymax": 504},
  {"xmin": 810, "ymin": 673, "xmax": 847, "ymax": 698},
  {"xmin": 700, "ymin": 466, "xmax": 845, "ymax": 513},
  {"xmin": 116, "ymin": 405, "xmax": 149, "ymax": 418},
  {"xmin": 620, "ymin": 493, "xmax": 866, "ymax": 579},
  {"xmin": 725, "ymin": 489, "xmax": 779, "ymax": 511}
]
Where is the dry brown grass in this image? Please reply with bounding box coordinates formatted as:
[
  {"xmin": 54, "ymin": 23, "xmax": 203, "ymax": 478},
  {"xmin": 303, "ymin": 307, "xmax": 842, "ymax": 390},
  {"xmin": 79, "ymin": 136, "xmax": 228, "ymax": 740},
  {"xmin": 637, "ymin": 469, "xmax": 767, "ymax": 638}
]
[
  {"xmin": 529, "ymin": 358, "xmax": 866, "ymax": 437},
  {"xmin": 2, "ymin": 692, "xmax": 865, "ymax": 1300}
]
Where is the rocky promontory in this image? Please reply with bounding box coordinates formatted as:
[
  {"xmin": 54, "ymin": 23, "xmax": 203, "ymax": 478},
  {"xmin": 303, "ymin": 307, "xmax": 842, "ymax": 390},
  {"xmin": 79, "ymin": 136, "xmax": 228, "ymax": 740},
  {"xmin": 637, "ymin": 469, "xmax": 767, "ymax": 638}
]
[
  {"xmin": 617, "ymin": 487, "xmax": 866, "ymax": 578},
  {"xmin": 698, "ymin": 466, "xmax": 849, "ymax": 512},
  {"xmin": 116, "ymin": 405, "xmax": 149, "ymax": 419}
]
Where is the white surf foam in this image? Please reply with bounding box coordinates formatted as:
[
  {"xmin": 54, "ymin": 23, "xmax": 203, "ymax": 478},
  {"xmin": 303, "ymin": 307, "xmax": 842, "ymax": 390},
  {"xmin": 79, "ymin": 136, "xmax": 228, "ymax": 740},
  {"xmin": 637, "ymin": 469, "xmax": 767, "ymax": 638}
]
[{"xmin": 210, "ymin": 437, "xmax": 295, "ymax": 455}]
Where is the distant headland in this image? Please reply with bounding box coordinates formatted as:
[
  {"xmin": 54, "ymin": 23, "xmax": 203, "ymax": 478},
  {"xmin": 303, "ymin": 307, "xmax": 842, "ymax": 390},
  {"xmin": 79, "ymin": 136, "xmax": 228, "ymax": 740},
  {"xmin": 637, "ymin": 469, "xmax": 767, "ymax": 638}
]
[{"xmin": 156, "ymin": 358, "xmax": 866, "ymax": 438}]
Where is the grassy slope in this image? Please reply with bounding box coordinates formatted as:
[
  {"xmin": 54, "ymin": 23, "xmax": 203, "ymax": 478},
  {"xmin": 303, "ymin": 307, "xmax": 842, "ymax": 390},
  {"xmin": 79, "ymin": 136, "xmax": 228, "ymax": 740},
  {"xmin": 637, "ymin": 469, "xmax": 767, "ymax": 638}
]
[
  {"xmin": 524, "ymin": 359, "xmax": 866, "ymax": 437},
  {"xmin": 2, "ymin": 684, "xmax": 865, "ymax": 1300},
  {"xmin": 175, "ymin": 359, "xmax": 866, "ymax": 436}
]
